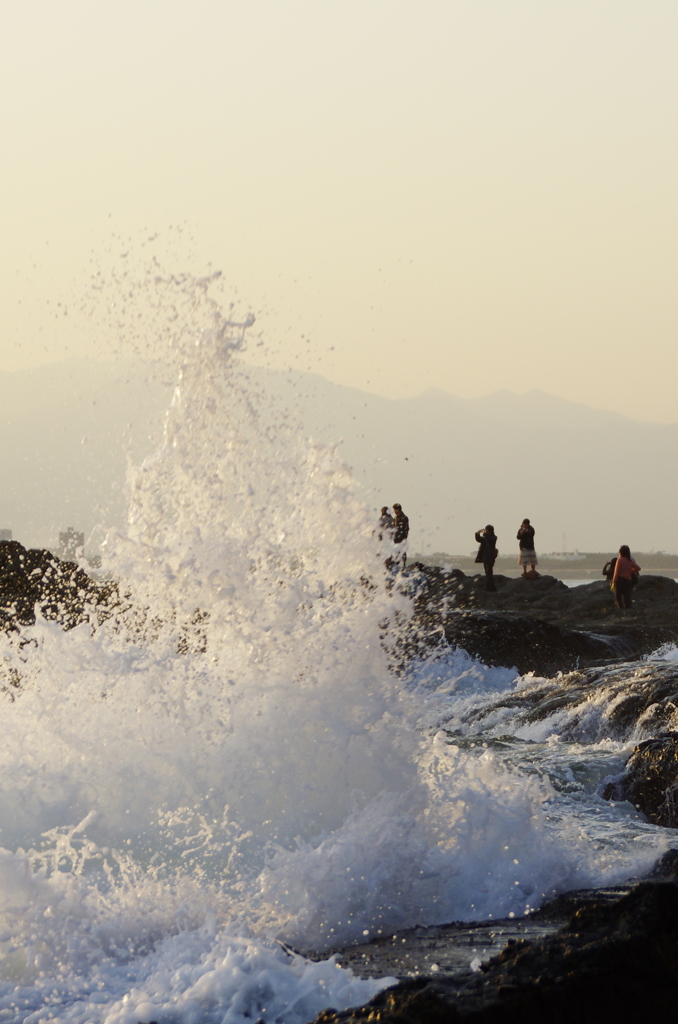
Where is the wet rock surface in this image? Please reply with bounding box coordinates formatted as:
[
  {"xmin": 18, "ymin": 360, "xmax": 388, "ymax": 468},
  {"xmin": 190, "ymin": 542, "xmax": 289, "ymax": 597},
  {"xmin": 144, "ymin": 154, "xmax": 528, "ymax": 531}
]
[
  {"xmin": 0, "ymin": 540, "xmax": 116, "ymax": 631},
  {"xmin": 603, "ymin": 733, "xmax": 678, "ymax": 827},
  {"xmin": 410, "ymin": 564, "xmax": 678, "ymax": 629},
  {"xmin": 440, "ymin": 612, "xmax": 643, "ymax": 676},
  {"xmin": 309, "ymin": 886, "xmax": 633, "ymax": 983},
  {"xmin": 310, "ymin": 880, "xmax": 678, "ymax": 1023},
  {"xmin": 441, "ymin": 661, "xmax": 678, "ymax": 743},
  {"xmin": 406, "ymin": 565, "xmax": 678, "ymax": 674}
]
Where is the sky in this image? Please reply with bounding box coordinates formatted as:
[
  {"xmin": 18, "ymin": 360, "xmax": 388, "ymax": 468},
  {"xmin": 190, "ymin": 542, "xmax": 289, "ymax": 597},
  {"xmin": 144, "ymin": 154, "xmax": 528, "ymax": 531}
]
[{"xmin": 1, "ymin": 0, "xmax": 677, "ymax": 421}]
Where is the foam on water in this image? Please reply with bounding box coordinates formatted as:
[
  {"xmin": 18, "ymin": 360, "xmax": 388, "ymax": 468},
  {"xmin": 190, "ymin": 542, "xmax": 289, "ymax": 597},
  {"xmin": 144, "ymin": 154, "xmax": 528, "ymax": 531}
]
[
  {"xmin": 648, "ymin": 642, "xmax": 678, "ymax": 661},
  {"xmin": 0, "ymin": 273, "xmax": 667, "ymax": 1022}
]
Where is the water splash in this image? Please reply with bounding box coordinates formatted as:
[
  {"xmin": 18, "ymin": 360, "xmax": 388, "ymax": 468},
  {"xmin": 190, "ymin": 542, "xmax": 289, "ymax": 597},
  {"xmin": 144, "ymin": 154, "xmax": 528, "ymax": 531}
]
[{"xmin": 0, "ymin": 269, "xmax": 667, "ymax": 1022}]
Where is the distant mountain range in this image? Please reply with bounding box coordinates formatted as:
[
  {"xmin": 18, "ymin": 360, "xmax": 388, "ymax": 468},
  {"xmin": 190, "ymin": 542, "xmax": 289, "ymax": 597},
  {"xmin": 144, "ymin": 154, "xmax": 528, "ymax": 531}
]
[{"xmin": 1, "ymin": 357, "xmax": 676, "ymax": 555}]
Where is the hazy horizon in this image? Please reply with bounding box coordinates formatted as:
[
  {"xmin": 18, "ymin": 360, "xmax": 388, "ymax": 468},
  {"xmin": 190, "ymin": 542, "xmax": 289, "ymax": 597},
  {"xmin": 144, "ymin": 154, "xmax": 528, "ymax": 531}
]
[
  {"xmin": 1, "ymin": 352, "xmax": 674, "ymax": 425},
  {"xmin": 3, "ymin": 354, "xmax": 678, "ymax": 556},
  {"xmin": 2, "ymin": 1, "xmax": 678, "ymax": 424}
]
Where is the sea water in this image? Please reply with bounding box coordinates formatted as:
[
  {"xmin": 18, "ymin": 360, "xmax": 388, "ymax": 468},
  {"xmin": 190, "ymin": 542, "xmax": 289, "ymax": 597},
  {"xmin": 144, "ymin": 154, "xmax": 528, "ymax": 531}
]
[{"xmin": 0, "ymin": 274, "xmax": 673, "ymax": 1023}]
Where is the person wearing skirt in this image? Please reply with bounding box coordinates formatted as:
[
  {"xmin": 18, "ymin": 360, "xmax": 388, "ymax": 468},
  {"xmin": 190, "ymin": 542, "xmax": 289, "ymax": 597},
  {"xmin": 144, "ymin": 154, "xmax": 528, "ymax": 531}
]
[{"xmin": 517, "ymin": 518, "xmax": 538, "ymax": 576}]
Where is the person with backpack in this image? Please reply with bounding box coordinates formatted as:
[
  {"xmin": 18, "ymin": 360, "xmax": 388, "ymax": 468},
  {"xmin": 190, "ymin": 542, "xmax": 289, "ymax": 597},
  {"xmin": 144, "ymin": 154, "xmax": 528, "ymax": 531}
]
[
  {"xmin": 377, "ymin": 506, "xmax": 394, "ymax": 541},
  {"xmin": 612, "ymin": 545, "xmax": 641, "ymax": 610},
  {"xmin": 475, "ymin": 525, "xmax": 498, "ymax": 591},
  {"xmin": 602, "ymin": 556, "xmax": 617, "ymax": 582}
]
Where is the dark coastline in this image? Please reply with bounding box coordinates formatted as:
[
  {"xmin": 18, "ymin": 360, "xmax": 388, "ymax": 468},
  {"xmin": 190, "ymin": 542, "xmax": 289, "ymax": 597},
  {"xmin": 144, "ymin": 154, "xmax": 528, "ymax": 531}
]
[
  {"xmin": 309, "ymin": 873, "xmax": 678, "ymax": 1022},
  {"xmin": 406, "ymin": 565, "xmax": 678, "ymax": 675},
  {"xmin": 4, "ymin": 544, "xmax": 678, "ymax": 1021},
  {"xmin": 306, "ymin": 566, "xmax": 678, "ymax": 1023}
]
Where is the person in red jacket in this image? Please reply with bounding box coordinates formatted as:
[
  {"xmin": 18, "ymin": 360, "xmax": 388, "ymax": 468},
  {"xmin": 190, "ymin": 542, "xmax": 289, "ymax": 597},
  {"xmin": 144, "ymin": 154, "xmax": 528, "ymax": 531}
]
[{"xmin": 611, "ymin": 545, "xmax": 641, "ymax": 610}]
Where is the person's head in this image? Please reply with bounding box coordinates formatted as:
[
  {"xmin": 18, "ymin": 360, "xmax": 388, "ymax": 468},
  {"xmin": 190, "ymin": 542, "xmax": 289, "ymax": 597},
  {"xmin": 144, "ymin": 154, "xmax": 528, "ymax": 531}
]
[
  {"xmin": 522, "ymin": 518, "xmax": 530, "ymax": 526},
  {"xmin": 619, "ymin": 545, "xmax": 631, "ymax": 559},
  {"xmin": 393, "ymin": 503, "xmax": 402, "ymax": 512},
  {"xmin": 380, "ymin": 507, "xmax": 389, "ymax": 516},
  {"xmin": 485, "ymin": 525, "xmax": 495, "ymax": 533}
]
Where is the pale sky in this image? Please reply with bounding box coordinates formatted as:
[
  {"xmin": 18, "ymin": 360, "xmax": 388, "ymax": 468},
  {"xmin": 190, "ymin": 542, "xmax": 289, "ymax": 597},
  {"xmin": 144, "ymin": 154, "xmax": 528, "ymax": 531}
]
[{"xmin": 2, "ymin": 0, "xmax": 677, "ymax": 421}]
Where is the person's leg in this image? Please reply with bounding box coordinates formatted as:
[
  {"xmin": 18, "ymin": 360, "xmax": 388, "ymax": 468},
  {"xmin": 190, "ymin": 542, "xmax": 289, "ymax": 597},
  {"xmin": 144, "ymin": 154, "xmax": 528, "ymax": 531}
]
[
  {"xmin": 393, "ymin": 545, "xmax": 407, "ymax": 571},
  {"xmin": 484, "ymin": 562, "xmax": 496, "ymax": 591},
  {"xmin": 615, "ymin": 579, "xmax": 632, "ymax": 609},
  {"xmin": 622, "ymin": 578, "xmax": 633, "ymax": 608}
]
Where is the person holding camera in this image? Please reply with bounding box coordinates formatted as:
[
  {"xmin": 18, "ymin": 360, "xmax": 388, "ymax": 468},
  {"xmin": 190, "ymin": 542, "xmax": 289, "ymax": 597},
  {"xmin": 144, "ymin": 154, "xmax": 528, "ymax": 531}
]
[
  {"xmin": 475, "ymin": 525, "xmax": 498, "ymax": 591},
  {"xmin": 377, "ymin": 506, "xmax": 394, "ymax": 541},
  {"xmin": 391, "ymin": 503, "xmax": 410, "ymax": 568},
  {"xmin": 517, "ymin": 519, "xmax": 538, "ymax": 577}
]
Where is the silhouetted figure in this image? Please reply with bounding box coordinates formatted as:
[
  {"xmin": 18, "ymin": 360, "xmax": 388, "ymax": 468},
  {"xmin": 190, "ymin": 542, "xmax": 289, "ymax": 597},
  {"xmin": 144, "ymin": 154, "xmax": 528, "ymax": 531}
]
[
  {"xmin": 377, "ymin": 506, "xmax": 394, "ymax": 541},
  {"xmin": 475, "ymin": 525, "xmax": 498, "ymax": 591},
  {"xmin": 602, "ymin": 557, "xmax": 617, "ymax": 582},
  {"xmin": 392, "ymin": 504, "xmax": 409, "ymax": 543},
  {"xmin": 612, "ymin": 545, "xmax": 641, "ymax": 610},
  {"xmin": 517, "ymin": 518, "xmax": 538, "ymax": 577},
  {"xmin": 392, "ymin": 503, "xmax": 409, "ymax": 568}
]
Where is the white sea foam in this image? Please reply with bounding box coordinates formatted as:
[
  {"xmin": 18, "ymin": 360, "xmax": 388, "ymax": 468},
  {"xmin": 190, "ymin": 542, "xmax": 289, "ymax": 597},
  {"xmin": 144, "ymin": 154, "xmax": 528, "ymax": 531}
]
[
  {"xmin": 647, "ymin": 642, "xmax": 678, "ymax": 661},
  {"xmin": 0, "ymin": 270, "xmax": 669, "ymax": 1022}
]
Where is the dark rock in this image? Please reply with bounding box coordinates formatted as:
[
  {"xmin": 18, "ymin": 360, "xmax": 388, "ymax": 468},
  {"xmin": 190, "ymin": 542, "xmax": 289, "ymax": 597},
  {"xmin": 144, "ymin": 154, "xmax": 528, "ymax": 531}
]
[
  {"xmin": 647, "ymin": 849, "xmax": 678, "ymax": 879},
  {"xmin": 0, "ymin": 540, "xmax": 117, "ymax": 633},
  {"xmin": 603, "ymin": 733, "xmax": 678, "ymax": 826},
  {"xmin": 409, "ymin": 564, "xmax": 678, "ymax": 630},
  {"xmin": 0, "ymin": 541, "xmax": 40, "ymax": 626},
  {"xmin": 442, "ymin": 611, "xmax": 626, "ymax": 677},
  {"xmin": 0, "ymin": 541, "xmax": 210, "ymax": 679},
  {"xmin": 310, "ymin": 881, "xmax": 678, "ymax": 1022},
  {"xmin": 404, "ymin": 564, "xmax": 678, "ymax": 674}
]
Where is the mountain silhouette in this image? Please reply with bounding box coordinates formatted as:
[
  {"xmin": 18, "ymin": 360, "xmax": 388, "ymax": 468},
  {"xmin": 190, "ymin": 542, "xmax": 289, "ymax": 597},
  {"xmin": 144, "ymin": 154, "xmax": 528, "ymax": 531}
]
[{"xmin": 1, "ymin": 358, "xmax": 675, "ymax": 554}]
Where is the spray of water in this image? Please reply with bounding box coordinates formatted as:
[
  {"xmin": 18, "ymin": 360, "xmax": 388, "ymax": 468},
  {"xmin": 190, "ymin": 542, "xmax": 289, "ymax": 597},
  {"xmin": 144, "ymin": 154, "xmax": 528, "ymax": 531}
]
[{"xmin": 0, "ymin": 267, "xmax": 664, "ymax": 1023}]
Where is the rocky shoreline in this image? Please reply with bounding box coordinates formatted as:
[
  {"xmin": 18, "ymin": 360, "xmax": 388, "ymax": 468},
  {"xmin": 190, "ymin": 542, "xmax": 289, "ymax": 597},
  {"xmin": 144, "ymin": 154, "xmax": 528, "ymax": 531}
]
[
  {"xmin": 0, "ymin": 539, "xmax": 116, "ymax": 632},
  {"xmin": 5, "ymin": 543, "xmax": 678, "ymax": 1022},
  {"xmin": 317, "ymin": 565, "xmax": 678, "ymax": 1024},
  {"xmin": 309, "ymin": 865, "xmax": 678, "ymax": 1022},
  {"xmin": 2, "ymin": 540, "xmax": 676, "ymax": 672},
  {"xmin": 409, "ymin": 562, "xmax": 678, "ymax": 628},
  {"xmin": 406, "ymin": 565, "xmax": 678, "ymax": 675}
]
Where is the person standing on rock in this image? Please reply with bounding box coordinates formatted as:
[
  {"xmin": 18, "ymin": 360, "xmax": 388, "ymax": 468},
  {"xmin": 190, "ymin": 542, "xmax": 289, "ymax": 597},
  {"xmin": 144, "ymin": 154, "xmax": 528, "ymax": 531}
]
[
  {"xmin": 602, "ymin": 556, "xmax": 617, "ymax": 582},
  {"xmin": 377, "ymin": 506, "xmax": 394, "ymax": 541},
  {"xmin": 475, "ymin": 525, "xmax": 498, "ymax": 592},
  {"xmin": 517, "ymin": 519, "xmax": 539, "ymax": 577},
  {"xmin": 612, "ymin": 545, "xmax": 641, "ymax": 611},
  {"xmin": 392, "ymin": 503, "xmax": 410, "ymax": 568}
]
